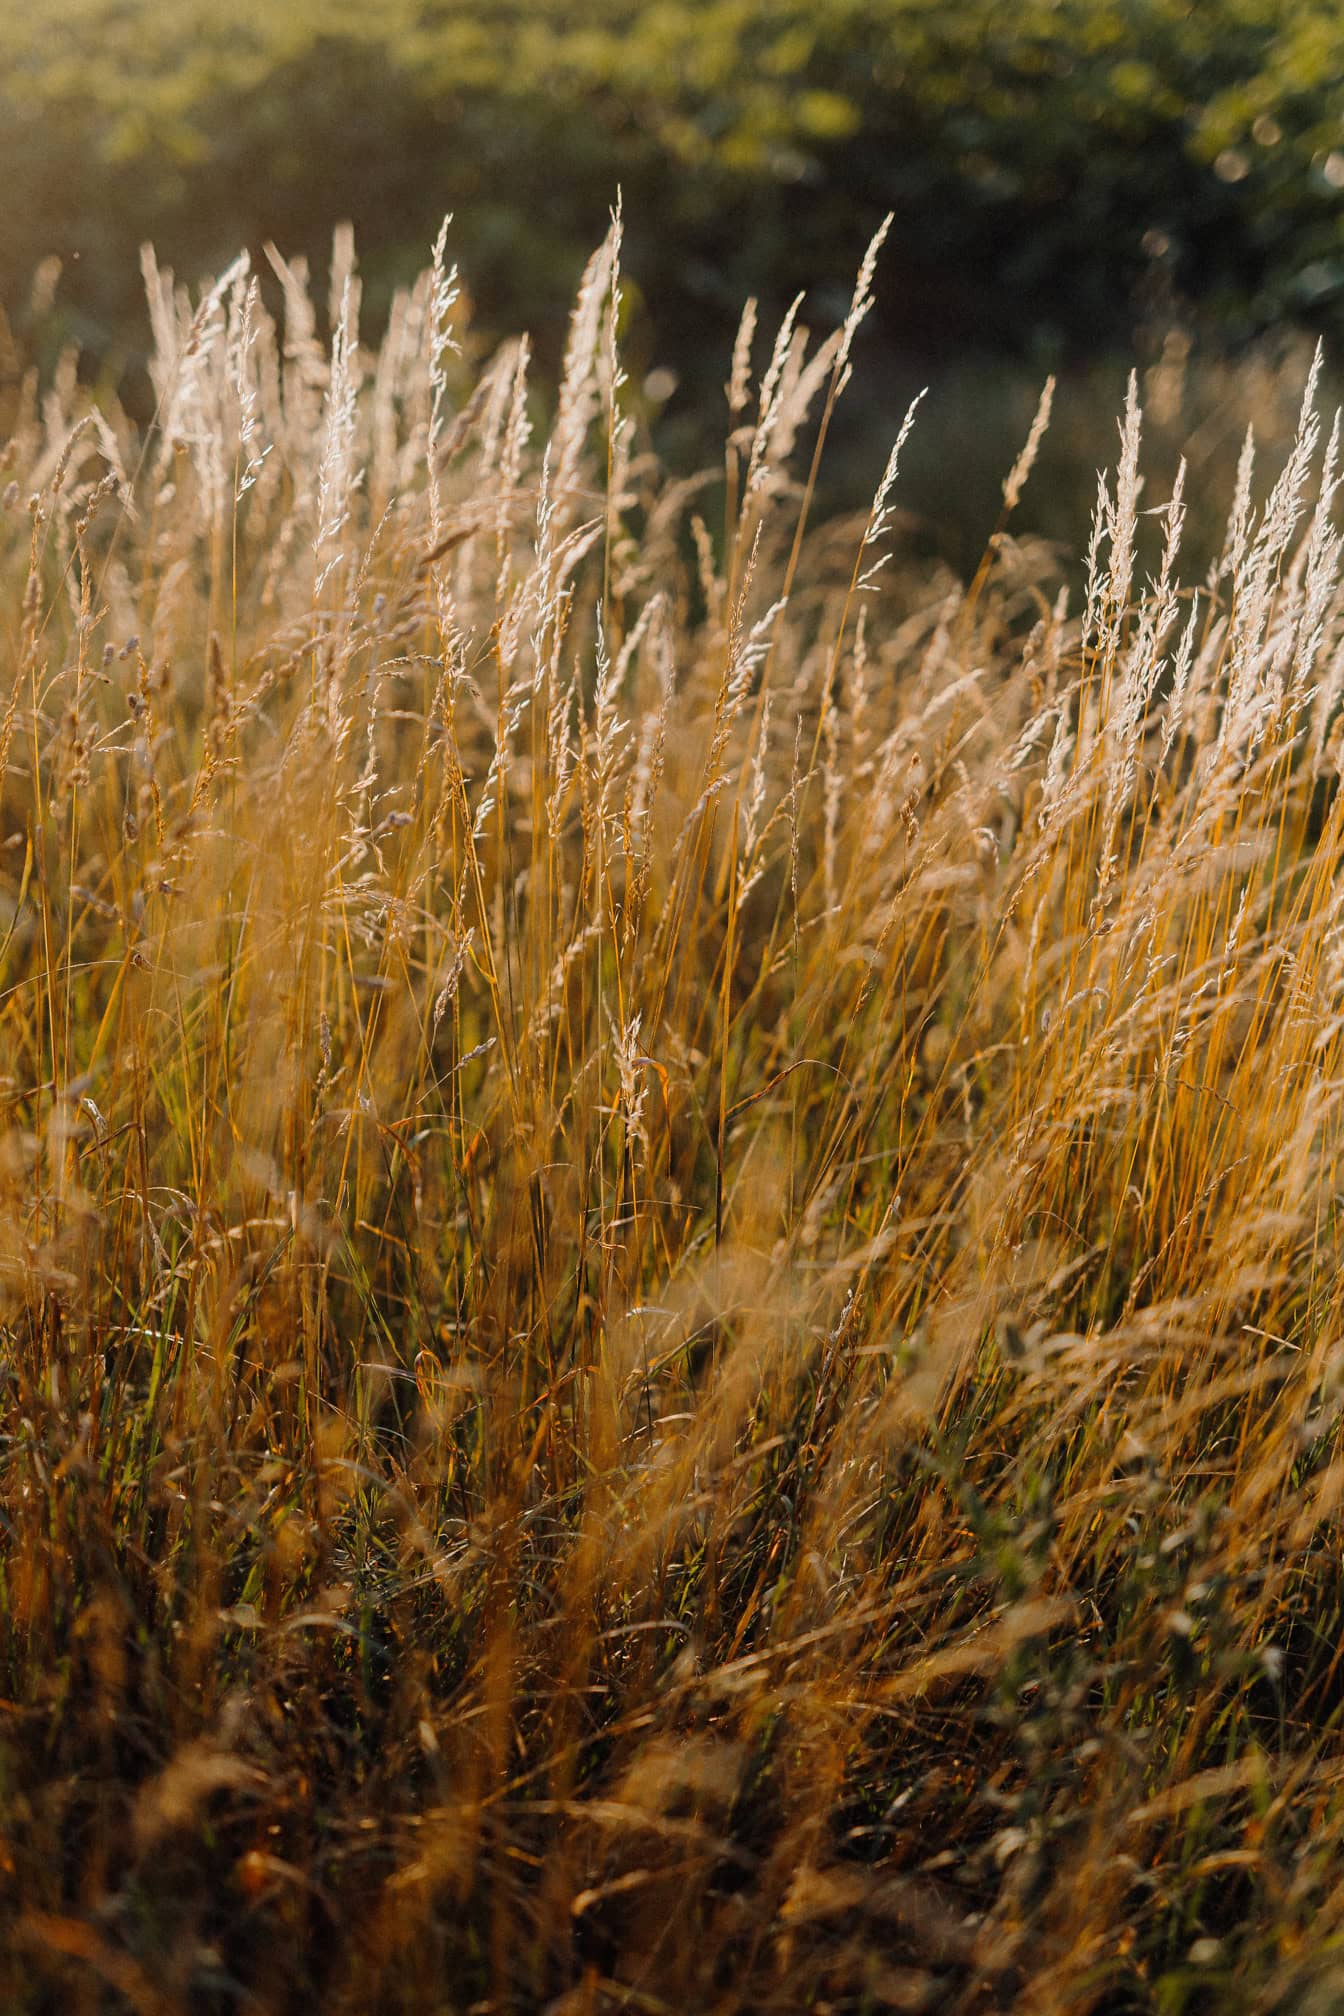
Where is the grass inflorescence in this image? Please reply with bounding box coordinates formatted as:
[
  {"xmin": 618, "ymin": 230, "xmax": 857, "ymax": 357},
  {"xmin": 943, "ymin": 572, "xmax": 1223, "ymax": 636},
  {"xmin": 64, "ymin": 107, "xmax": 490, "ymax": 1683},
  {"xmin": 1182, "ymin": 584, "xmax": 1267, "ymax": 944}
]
[{"xmin": 3, "ymin": 215, "xmax": 1344, "ymax": 2014}]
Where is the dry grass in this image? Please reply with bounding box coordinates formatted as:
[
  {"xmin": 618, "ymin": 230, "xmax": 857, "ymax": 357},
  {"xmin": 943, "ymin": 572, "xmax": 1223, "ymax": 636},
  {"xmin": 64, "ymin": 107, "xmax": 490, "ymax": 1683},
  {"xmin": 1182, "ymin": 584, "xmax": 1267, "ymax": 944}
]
[{"xmin": 3, "ymin": 214, "xmax": 1344, "ymax": 2015}]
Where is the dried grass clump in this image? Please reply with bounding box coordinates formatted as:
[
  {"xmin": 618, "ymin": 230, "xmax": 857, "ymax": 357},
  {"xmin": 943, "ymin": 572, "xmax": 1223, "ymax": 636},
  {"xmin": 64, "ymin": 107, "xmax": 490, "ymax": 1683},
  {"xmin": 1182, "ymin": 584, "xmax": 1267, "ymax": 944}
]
[{"xmin": 3, "ymin": 214, "xmax": 1344, "ymax": 2015}]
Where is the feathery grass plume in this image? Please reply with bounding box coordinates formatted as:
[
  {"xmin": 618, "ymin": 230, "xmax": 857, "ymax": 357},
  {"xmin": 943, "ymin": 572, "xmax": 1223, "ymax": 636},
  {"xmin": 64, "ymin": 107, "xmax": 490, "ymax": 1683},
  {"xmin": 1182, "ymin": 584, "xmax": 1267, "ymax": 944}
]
[
  {"xmin": 1159, "ymin": 590, "xmax": 1201, "ymax": 763},
  {"xmin": 422, "ymin": 215, "xmax": 463, "ymax": 639},
  {"xmin": 834, "ymin": 210, "xmax": 892, "ymax": 396},
  {"xmin": 313, "ymin": 276, "xmax": 360, "ymax": 598},
  {"xmin": 263, "ymin": 240, "xmax": 328, "ymax": 492},
  {"xmin": 726, "ymin": 294, "xmax": 758, "ymax": 422},
  {"xmin": 493, "ymin": 332, "xmax": 533, "ymax": 623},
  {"xmin": 1094, "ymin": 368, "xmax": 1143, "ymax": 681},
  {"xmin": 859, "ymin": 388, "xmax": 927, "ymax": 591},
  {"xmin": 737, "ymin": 685, "xmax": 772, "ymax": 898},
  {"xmin": 1293, "ymin": 405, "xmax": 1342, "ymax": 718},
  {"xmin": 151, "ymin": 250, "xmax": 250, "ymax": 541},
  {"xmin": 552, "ymin": 214, "xmax": 620, "ymax": 526},
  {"xmin": 742, "ymin": 290, "xmax": 805, "ymax": 501},
  {"xmin": 1219, "ymin": 356, "xmax": 1325, "ymax": 762},
  {"xmin": 226, "ymin": 273, "xmax": 271, "ymax": 502},
  {"xmin": 1216, "ymin": 417, "xmax": 1259, "ymax": 588},
  {"xmin": 1001, "ymin": 372, "xmax": 1056, "ymax": 514}
]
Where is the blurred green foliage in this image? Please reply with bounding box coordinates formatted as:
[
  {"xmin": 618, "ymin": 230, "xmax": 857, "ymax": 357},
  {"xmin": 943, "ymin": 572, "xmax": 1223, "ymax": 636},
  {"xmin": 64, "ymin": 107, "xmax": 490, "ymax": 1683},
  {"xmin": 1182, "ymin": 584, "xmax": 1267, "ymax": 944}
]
[{"xmin": 2, "ymin": 0, "xmax": 1343, "ymax": 396}]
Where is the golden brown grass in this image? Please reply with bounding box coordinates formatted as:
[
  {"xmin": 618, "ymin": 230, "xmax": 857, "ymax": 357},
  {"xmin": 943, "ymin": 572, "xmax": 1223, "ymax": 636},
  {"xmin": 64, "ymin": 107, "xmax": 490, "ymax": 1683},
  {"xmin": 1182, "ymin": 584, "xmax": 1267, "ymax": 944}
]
[{"xmin": 3, "ymin": 214, "xmax": 1344, "ymax": 2014}]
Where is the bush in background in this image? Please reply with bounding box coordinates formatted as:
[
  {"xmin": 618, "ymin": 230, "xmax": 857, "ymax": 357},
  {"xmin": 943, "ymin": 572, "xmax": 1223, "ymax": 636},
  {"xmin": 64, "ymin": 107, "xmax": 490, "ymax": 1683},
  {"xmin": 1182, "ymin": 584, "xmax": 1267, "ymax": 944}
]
[{"xmin": 3, "ymin": 0, "xmax": 1343, "ymax": 392}]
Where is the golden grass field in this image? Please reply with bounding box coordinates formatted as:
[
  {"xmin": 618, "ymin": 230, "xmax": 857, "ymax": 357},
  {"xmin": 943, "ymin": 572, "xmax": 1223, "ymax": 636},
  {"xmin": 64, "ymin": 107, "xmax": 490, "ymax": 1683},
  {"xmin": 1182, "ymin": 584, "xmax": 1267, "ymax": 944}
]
[{"xmin": 3, "ymin": 214, "xmax": 1344, "ymax": 2013}]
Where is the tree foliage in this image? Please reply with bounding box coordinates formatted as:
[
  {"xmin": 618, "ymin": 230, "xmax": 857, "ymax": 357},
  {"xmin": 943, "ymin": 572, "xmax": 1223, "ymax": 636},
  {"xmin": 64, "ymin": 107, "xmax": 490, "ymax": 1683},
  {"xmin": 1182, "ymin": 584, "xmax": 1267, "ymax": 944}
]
[{"xmin": 2, "ymin": 0, "xmax": 1342, "ymax": 385}]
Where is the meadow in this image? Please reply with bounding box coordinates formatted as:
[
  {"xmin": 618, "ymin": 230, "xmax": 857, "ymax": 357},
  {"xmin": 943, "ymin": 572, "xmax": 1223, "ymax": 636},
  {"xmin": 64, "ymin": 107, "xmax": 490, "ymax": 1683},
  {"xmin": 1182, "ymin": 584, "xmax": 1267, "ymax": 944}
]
[{"xmin": 3, "ymin": 215, "xmax": 1344, "ymax": 2013}]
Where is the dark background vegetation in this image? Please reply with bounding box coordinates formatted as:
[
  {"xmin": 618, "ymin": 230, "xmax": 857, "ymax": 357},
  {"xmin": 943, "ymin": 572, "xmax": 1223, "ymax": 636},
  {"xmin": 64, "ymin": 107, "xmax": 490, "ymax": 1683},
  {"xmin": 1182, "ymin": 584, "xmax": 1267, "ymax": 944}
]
[
  {"xmin": 6, "ymin": 1, "xmax": 1344, "ymax": 347},
  {"xmin": 3, "ymin": 0, "xmax": 1344, "ymax": 560}
]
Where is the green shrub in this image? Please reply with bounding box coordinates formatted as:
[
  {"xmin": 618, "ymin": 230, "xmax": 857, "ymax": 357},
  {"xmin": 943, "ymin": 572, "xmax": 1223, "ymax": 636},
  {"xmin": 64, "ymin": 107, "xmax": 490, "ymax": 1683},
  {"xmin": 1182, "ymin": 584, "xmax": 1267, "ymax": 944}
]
[{"xmin": 3, "ymin": 0, "xmax": 1342, "ymax": 393}]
